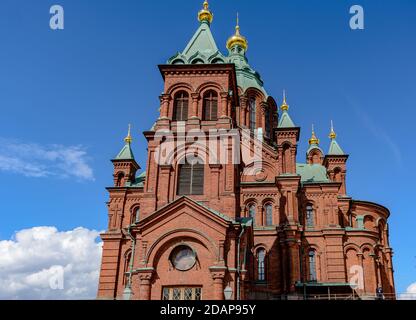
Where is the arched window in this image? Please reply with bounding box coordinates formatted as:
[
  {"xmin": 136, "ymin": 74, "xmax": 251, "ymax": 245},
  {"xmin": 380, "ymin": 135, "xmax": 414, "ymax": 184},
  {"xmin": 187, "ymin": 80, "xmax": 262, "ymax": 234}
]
[
  {"xmin": 248, "ymin": 203, "xmax": 256, "ymax": 226},
  {"xmin": 123, "ymin": 251, "xmax": 132, "ymax": 286},
  {"xmin": 308, "ymin": 250, "xmax": 317, "ymax": 282},
  {"xmin": 116, "ymin": 172, "xmax": 124, "ymax": 187},
  {"xmin": 334, "ymin": 167, "xmax": 342, "ymax": 182},
  {"xmin": 265, "ymin": 203, "xmax": 273, "ymax": 226},
  {"xmin": 282, "ymin": 144, "xmax": 290, "ymax": 173},
  {"xmin": 306, "ymin": 204, "xmax": 314, "ymax": 228},
  {"xmin": 249, "ymin": 97, "xmax": 256, "ymax": 131},
  {"xmin": 173, "ymin": 91, "xmax": 189, "ymax": 121},
  {"xmin": 203, "ymin": 90, "xmax": 218, "ymax": 121},
  {"xmin": 177, "ymin": 158, "xmax": 204, "ymax": 195},
  {"xmin": 134, "ymin": 207, "xmax": 140, "ymax": 223},
  {"xmin": 265, "ymin": 107, "xmax": 271, "ymax": 138},
  {"xmin": 257, "ymin": 248, "xmax": 266, "ymax": 281}
]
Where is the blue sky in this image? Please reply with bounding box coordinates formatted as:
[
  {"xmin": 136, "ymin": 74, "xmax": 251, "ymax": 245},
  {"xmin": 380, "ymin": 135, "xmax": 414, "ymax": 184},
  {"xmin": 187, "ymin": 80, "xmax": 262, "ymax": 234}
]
[{"xmin": 0, "ymin": 0, "xmax": 415, "ymax": 296}]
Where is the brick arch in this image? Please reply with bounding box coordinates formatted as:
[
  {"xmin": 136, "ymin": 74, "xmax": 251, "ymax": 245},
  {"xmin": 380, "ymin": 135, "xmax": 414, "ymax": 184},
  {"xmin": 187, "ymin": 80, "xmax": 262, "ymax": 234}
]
[
  {"xmin": 253, "ymin": 243, "xmax": 268, "ymax": 253},
  {"xmin": 244, "ymin": 198, "xmax": 258, "ymax": 206},
  {"xmin": 363, "ymin": 214, "xmax": 376, "ymax": 231},
  {"xmin": 166, "ymin": 82, "xmax": 194, "ymax": 96},
  {"xmin": 360, "ymin": 243, "xmax": 375, "ymax": 254},
  {"xmin": 344, "ymin": 243, "xmax": 361, "ymax": 254},
  {"xmin": 241, "ymin": 160, "xmax": 277, "ymax": 183},
  {"xmin": 145, "ymin": 228, "xmax": 219, "ymax": 267},
  {"xmin": 160, "ymin": 140, "xmax": 218, "ymax": 169},
  {"xmin": 244, "ymin": 87, "xmax": 266, "ymax": 101},
  {"xmin": 262, "ymin": 198, "xmax": 275, "ymax": 206},
  {"xmin": 195, "ymin": 81, "xmax": 225, "ymax": 94}
]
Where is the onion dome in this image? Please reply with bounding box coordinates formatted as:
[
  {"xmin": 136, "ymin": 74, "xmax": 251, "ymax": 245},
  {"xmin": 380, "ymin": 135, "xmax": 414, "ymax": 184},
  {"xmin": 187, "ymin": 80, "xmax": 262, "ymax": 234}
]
[
  {"xmin": 226, "ymin": 13, "xmax": 248, "ymax": 51},
  {"xmin": 198, "ymin": 0, "xmax": 213, "ymax": 24},
  {"xmin": 309, "ymin": 125, "xmax": 320, "ymax": 146}
]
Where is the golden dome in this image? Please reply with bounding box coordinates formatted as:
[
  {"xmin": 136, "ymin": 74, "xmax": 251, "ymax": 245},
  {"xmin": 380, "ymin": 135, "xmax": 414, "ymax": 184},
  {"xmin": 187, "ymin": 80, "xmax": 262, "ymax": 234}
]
[
  {"xmin": 124, "ymin": 124, "xmax": 132, "ymax": 144},
  {"xmin": 226, "ymin": 13, "xmax": 248, "ymax": 51},
  {"xmin": 198, "ymin": 0, "xmax": 213, "ymax": 24},
  {"xmin": 309, "ymin": 125, "xmax": 320, "ymax": 145},
  {"xmin": 280, "ymin": 90, "xmax": 289, "ymax": 111},
  {"xmin": 329, "ymin": 120, "xmax": 337, "ymax": 139}
]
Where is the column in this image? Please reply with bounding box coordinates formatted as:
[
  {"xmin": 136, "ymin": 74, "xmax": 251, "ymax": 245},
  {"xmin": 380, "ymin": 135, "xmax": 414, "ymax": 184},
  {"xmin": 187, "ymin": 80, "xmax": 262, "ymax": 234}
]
[
  {"xmin": 138, "ymin": 268, "xmax": 154, "ymax": 300},
  {"xmin": 220, "ymin": 92, "xmax": 229, "ymax": 118},
  {"xmin": 209, "ymin": 164, "xmax": 221, "ymax": 199},
  {"xmin": 209, "ymin": 267, "xmax": 227, "ymax": 300},
  {"xmin": 240, "ymin": 97, "xmax": 248, "ymax": 126},
  {"xmin": 158, "ymin": 165, "xmax": 172, "ymax": 206},
  {"xmin": 280, "ymin": 242, "xmax": 288, "ymax": 293},
  {"xmin": 191, "ymin": 92, "xmax": 200, "ymax": 118},
  {"xmin": 159, "ymin": 94, "xmax": 171, "ymax": 119},
  {"xmin": 288, "ymin": 241, "xmax": 300, "ymax": 293}
]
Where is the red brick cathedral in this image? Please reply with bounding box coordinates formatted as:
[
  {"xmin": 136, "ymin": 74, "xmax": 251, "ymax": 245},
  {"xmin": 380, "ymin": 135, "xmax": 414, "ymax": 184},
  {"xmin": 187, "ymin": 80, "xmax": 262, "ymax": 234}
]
[{"xmin": 97, "ymin": 1, "xmax": 395, "ymax": 300}]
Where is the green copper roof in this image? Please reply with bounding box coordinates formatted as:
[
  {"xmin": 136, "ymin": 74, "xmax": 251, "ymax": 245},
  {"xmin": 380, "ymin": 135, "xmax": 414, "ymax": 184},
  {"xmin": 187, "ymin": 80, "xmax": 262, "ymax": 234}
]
[
  {"xmin": 128, "ymin": 171, "xmax": 146, "ymax": 188},
  {"xmin": 115, "ymin": 143, "xmax": 134, "ymax": 160},
  {"xmin": 328, "ymin": 139, "xmax": 345, "ymax": 155},
  {"xmin": 296, "ymin": 163, "xmax": 330, "ymax": 184},
  {"xmin": 278, "ymin": 110, "xmax": 296, "ymax": 128},
  {"xmin": 167, "ymin": 21, "xmax": 226, "ymax": 65},
  {"xmin": 227, "ymin": 46, "xmax": 268, "ymax": 97},
  {"xmin": 167, "ymin": 19, "xmax": 268, "ymax": 97}
]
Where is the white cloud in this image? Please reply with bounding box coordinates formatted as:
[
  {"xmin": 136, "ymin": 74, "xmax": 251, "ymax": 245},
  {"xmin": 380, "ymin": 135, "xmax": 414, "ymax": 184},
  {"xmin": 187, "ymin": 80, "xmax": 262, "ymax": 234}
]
[
  {"xmin": 0, "ymin": 138, "xmax": 94, "ymax": 181},
  {"xmin": 0, "ymin": 226, "xmax": 103, "ymax": 300},
  {"xmin": 399, "ymin": 282, "xmax": 416, "ymax": 300}
]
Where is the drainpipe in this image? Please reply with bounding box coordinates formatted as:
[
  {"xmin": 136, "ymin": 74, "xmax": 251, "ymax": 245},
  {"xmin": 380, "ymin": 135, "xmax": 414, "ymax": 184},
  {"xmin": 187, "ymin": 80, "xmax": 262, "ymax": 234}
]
[
  {"xmin": 123, "ymin": 224, "xmax": 136, "ymax": 300},
  {"xmin": 236, "ymin": 225, "xmax": 246, "ymax": 300}
]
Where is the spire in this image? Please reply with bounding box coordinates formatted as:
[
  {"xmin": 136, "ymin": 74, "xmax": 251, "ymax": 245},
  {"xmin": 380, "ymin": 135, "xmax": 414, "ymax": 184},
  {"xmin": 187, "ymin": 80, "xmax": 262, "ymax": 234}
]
[
  {"xmin": 309, "ymin": 124, "xmax": 320, "ymax": 146},
  {"xmin": 226, "ymin": 13, "xmax": 248, "ymax": 51},
  {"xmin": 329, "ymin": 120, "xmax": 336, "ymax": 140},
  {"xmin": 115, "ymin": 125, "xmax": 135, "ymax": 160},
  {"xmin": 281, "ymin": 90, "xmax": 289, "ymax": 111},
  {"xmin": 328, "ymin": 121, "xmax": 345, "ymax": 155},
  {"xmin": 124, "ymin": 124, "xmax": 132, "ymax": 144},
  {"xmin": 198, "ymin": 0, "xmax": 213, "ymax": 24},
  {"xmin": 278, "ymin": 90, "xmax": 295, "ymax": 128}
]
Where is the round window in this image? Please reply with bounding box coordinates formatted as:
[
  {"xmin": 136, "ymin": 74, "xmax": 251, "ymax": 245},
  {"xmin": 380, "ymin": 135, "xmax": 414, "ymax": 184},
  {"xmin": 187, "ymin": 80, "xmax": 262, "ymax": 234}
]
[{"xmin": 170, "ymin": 245, "xmax": 196, "ymax": 271}]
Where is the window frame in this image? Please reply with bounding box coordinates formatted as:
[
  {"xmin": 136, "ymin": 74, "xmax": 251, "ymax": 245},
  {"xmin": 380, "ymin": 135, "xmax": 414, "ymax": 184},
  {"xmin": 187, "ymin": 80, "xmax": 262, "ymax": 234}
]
[
  {"xmin": 202, "ymin": 90, "xmax": 218, "ymax": 121},
  {"xmin": 257, "ymin": 248, "xmax": 266, "ymax": 282},
  {"xmin": 173, "ymin": 91, "xmax": 189, "ymax": 121},
  {"xmin": 177, "ymin": 159, "xmax": 204, "ymax": 196},
  {"xmin": 264, "ymin": 203, "xmax": 273, "ymax": 226}
]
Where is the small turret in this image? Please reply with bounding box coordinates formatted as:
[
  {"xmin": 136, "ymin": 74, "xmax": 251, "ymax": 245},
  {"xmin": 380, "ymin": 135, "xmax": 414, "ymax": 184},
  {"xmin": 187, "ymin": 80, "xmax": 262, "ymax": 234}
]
[
  {"xmin": 112, "ymin": 125, "xmax": 140, "ymax": 187},
  {"xmin": 306, "ymin": 125, "xmax": 324, "ymax": 165}
]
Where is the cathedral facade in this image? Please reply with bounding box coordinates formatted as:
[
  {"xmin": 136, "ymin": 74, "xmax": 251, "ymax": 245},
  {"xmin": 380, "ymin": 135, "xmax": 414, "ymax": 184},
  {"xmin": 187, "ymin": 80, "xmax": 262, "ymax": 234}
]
[{"xmin": 97, "ymin": 1, "xmax": 395, "ymax": 300}]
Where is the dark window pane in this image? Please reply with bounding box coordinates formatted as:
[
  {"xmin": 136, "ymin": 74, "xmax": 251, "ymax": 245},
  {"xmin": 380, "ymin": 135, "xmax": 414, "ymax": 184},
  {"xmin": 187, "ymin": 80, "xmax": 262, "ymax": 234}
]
[
  {"xmin": 203, "ymin": 91, "xmax": 218, "ymax": 121},
  {"xmin": 177, "ymin": 160, "xmax": 204, "ymax": 195},
  {"xmin": 257, "ymin": 249, "xmax": 266, "ymax": 281},
  {"xmin": 173, "ymin": 92, "xmax": 189, "ymax": 121},
  {"xmin": 265, "ymin": 204, "xmax": 273, "ymax": 226}
]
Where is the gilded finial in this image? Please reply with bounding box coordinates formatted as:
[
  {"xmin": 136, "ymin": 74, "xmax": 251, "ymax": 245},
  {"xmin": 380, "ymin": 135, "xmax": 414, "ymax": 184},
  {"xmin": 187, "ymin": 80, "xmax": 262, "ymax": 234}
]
[
  {"xmin": 198, "ymin": 0, "xmax": 213, "ymax": 24},
  {"xmin": 329, "ymin": 120, "xmax": 337, "ymax": 139},
  {"xmin": 226, "ymin": 12, "xmax": 248, "ymax": 51},
  {"xmin": 124, "ymin": 124, "xmax": 132, "ymax": 144},
  {"xmin": 281, "ymin": 90, "xmax": 289, "ymax": 111},
  {"xmin": 309, "ymin": 124, "xmax": 320, "ymax": 145}
]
